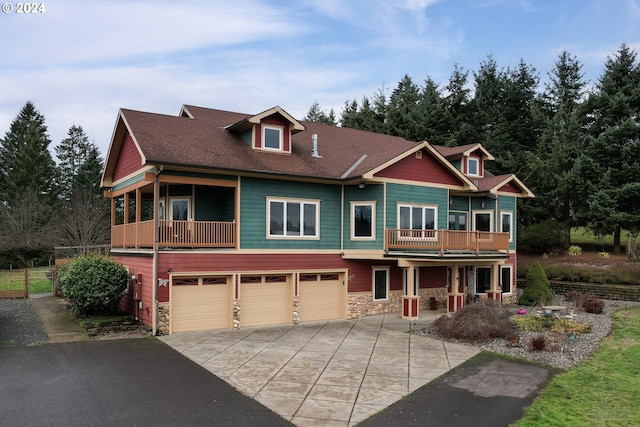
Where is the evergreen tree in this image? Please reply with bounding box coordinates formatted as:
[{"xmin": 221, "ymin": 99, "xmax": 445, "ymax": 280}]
[
  {"xmin": 584, "ymin": 43, "xmax": 640, "ymax": 251},
  {"xmin": 303, "ymin": 100, "xmax": 337, "ymax": 125},
  {"xmin": 525, "ymin": 51, "xmax": 588, "ymax": 238},
  {"xmin": 55, "ymin": 125, "xmax": 102, "ymax": 200},
  {"xmin": 0, "ymin": 101, "xmax": 57, "ymax": 206},
  {"xmin": 386, "ymin": 75, "xmax": 423, "ymax": 140},
  {"xmin": 444, "ymin": 64, "xmax": 475, "ymax": 146},
  {"xmin": 418, "ymin": 78, "xmax": 449, "ymax": 145}
]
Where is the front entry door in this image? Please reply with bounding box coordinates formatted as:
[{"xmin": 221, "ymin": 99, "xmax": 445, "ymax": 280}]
[{"xmin": 449, "ymin": 212, "xmax": 467, "ymax": 231}]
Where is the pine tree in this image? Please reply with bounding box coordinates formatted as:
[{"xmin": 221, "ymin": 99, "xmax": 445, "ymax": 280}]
[
  {"xmin": 0, "ymin": 101, "xmax": 57, "ymax": 206},
  {"xmin": 303, "ymin": 101, "xmax": 337, "ymax": 125},
  {"xmin": 584, "ymin": 43, "xmax": 640, "ymax": 251},
  {"xmin": 526, "ymin": 51, "xmax": 588, "ymax": 239},
  {"xmin": 55, "ymin": 125, "xmax": 103, "ymax": 200}
]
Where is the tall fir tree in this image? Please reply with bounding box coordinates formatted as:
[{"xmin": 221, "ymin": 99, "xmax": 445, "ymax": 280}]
[
  {"xmin": 524, "ymin": 51, "xmax": 589, "ymax": 236},
  {"xmin": 303, "ymin": 100, "xmax": 337, "ymax": 125},
  {"xmin": 584, "ymin": 43, "xmax": 640, "ymax": 251},
  {"xmin": 55, "ymin": 125, "xmax": 103, "ymax": 200},
  {"xmin": 0, "ymin": 101, "xmax": 57, "ymax": 206}
]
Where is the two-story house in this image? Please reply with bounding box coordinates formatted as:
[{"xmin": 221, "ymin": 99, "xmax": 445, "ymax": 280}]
[{"xmin": 101, "ymin": 105, "xmax": 533, "ymax": 335}]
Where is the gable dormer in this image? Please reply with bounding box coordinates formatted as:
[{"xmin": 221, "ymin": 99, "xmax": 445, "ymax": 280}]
[
  {"xmin": 225, "ymin": 106, "xmax": 305, "ymax": 154},
  {"xmin": 433, "ymin": 143, "xmax": 494, "ymax": 178}
]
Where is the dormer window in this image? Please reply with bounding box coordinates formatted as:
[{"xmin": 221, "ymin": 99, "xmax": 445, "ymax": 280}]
[
  {"xmin": 467, "ymin": 157, "xmax": 480, "ymax": 176},
  {"xmin": 263, "ymin": 125, "xmax": 283, "ymax": 150}
]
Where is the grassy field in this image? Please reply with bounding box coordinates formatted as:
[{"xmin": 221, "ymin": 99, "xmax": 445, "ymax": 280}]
[
  {"xmin": 570, "ymin": 227, "xmax": 630, "ymax": 248},
  {"xmin": 0, "ymin": 267, "xmax": 53, "ymax": 294},
  {"xmin": 514, "ymin": 307, "xmax": 640, "ymax": 426}
]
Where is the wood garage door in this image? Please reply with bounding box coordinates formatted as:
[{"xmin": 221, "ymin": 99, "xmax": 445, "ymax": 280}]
[
  {"xmin": 298, "ymin": 273, "xmax": 345, "ymax": 322},
  {"xmin": 240, "ymin": 274, "xmax": 292, "ymax": 327},
  {"xmin": 171, "ymin": 276, "xmax": 231, "ymax": 333}
]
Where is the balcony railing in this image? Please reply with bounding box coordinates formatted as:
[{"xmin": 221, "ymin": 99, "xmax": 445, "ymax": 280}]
[
  {"xmin": 111, "ymin": 220, "xmax": 236, "ymax": 249},
  {"xmin": 386, "ymin": 229, "xmax": 509, "ymax": 253}
]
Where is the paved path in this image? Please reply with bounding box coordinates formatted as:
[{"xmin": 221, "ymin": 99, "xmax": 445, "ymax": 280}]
[
  {"xmin": 30, "ymin": 294, "xmax": 89, "ymax": 342},
  {"xmin": 159, "ymin": 312, "xmax": 481, "ymax": 426}
]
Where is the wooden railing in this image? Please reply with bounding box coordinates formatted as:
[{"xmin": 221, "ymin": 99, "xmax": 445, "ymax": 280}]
[
  {"xmin": 386, "ymin": 229, "xmax": 510, "ymax": 253},
  {"xmin": 111, "ymin": 220, "xmax": 236, "ymax": 249}
]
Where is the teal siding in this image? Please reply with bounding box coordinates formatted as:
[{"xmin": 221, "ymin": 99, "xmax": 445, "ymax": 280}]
[
  {"xmin": 343, "ymin": 184, "xmax": 385, "ymax": 250},
  {"xmin": 449, "ymin": 195, "xmax": 469, "ymax": 212},
  {"xmin": 386, "ymin": 183, "xmax": 448, "ymax": 230},
  {"xmin": 239, "ymin": 177, "xmax": 341, "ymax": 249},
  {"xmin": 112, "ymin": 172, "xmax": 145, "ymax": 192},
  {"xmin": 195, "ymin": 186, "xmax": 234, "ymax": 221},
  {"xmin": 499, "ymin": 195, "xmax": 517, "ymax": 250}
]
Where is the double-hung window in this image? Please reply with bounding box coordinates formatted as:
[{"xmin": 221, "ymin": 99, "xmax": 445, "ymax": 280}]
[
  {"xmin": 351, "ymin": 202, "xmax": 375, "ymax": 240},
  {"xmin": 398, "ymin": 204, "xmax": 437, "ymax": 239},
  {"xmin": 268, "ymin": 198, "xmax": 318, "ymax": 238}
]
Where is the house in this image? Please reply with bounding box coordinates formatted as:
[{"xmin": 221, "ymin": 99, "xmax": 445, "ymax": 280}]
[{"xmin": 101, "ymin": 105, "xmax": 534, "ymax": 335}]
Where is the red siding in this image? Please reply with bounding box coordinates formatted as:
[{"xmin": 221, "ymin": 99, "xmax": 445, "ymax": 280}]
[
  {"xmin": 113, "ymin": 133, "xmax": 143, "ymax": 181},
  {"xmin": 375, "ymin": 149, "xmax": 461, "ymax": 185},
  {"xmin": 498, "ymin": 181, "xmax": 522, "ymax": 194},
  {"xmin": 112, "ymin": 254, "xmax": 154, "ymax": 327},
  {"xmin": 420, "ymin": 266, "xmax": 447, "ymax": 288}
]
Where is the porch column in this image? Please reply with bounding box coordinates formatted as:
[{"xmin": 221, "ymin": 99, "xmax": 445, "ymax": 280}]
[
  {"xmin": 402, "ymin": 264, "xmax": 419, "ymax": 320},
  {"xmin": 447, "ymin": 266, "xmax": 465, "ymax": 313},
  {"xmin": 486, "ymin": 264, "xmax": 502, "ymax": 302}
]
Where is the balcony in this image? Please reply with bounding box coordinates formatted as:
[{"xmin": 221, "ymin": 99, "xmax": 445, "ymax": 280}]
[
  {"xmin": 111, "ymin": 220, "xmax": 236, "ymax": 249},
  {"xmin": 386, "ymin": 229, "xmax": 509, "ymax": 254}
]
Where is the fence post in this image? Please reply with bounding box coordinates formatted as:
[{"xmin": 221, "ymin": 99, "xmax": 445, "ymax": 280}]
[{"xmin": 24, "ymin": 268, "xmax": 29, "ymax": 298}]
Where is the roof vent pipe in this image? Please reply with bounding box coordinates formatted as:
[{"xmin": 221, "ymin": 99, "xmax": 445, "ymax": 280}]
[{"xmin": 311, "ymin": 133, "xmax": 322, "ymax": 158}]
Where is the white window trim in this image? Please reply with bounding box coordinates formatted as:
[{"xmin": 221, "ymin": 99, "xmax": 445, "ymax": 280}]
[
  {"xmin": 169, "ymin": 197, "xmax": 191, "ymax": 221},
  {"xmin": 266, "ymin": 197, "xmax": 320, "ymax": 239},
  {"xmin": 500, "ymin": 265, "xmax": 513, "ymax": 295},
  {"xmin": 397, "ymin": 203, "xmax": 438, "ymax": 240},
  {"xmin": 262, "ymin": 125, "xmax": 284, "ymax": 151},
  {"xmin": 351, "ymin": 201, "xmax": 376, "ymax": 240},
  {"xmin": 467, "ymin": 157, "xmax": 480, "ymax": 176},
  {"xmin": 473, "ymin": 210, "xmax": 493, "ymax": 232},
  {"xmin": 372, "ymin": 266, "xmax": 390, "ymax": 301},
  {"xmin": 500, "ymin": 211, "xmax": 513, "ymax": 242}
]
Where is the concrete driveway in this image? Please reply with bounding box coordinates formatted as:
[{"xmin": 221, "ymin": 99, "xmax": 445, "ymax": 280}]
[{"xmin": 159, "ymin": 312, "xmax": 481, "ymax": 425}]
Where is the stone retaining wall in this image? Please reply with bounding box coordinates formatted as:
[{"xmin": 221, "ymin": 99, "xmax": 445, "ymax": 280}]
[{"xmin": 547, "ymin": 281, "xmax": 640, "ymax": 302}]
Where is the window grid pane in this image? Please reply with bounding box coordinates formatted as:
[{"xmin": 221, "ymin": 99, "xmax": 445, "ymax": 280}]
[{"xmin": 303, "ymin": 203, "xmax": 316, "ymax": 236}]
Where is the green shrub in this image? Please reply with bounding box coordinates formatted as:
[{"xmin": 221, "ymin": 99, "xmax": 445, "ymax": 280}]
[
  {"xmin": 518, "ymin": 220, "xmax": 566, "ymax": 254},
  {"xmin": 58, "ymin": 255, "xmax": 128, "ymax": 317},
  {"xmin": 518, "ymin": 261, "xmax": 553, "ymax": 306}
]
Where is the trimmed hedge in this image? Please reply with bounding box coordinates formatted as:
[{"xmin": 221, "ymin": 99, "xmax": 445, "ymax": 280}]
[
  {"xmin": 519, "ymin": 261, "xmax": 553, "ymax": 306},
  {"xmin": 58, "ymin": 254, "xmax": 128, "ymax": 317}
]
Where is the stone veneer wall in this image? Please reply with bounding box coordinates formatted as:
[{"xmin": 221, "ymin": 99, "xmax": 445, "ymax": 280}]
[{"xmin": 157, "ymin": 303, "xmax": 169, "ymax": 335}]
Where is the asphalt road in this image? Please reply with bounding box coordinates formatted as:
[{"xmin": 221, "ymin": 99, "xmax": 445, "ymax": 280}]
[{"xmin": 0, "ymin": 338, "xmax": 292, "ymax": 427}]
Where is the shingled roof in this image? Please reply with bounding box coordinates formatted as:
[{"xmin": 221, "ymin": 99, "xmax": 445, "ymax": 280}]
[{"xmin": 105, "ymin": 105, "xmax": 436, "ymax": 182}]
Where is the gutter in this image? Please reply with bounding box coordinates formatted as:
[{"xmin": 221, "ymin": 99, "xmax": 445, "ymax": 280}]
[{"xmin": 152, "ymin": 165, "xmax": 163, "ymax": 335}]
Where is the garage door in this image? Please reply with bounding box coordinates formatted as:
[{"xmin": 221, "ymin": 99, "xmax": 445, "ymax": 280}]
[
  {"xmin": 240, "ymin": 275, "xmax": 292, "ymax": 327},
  {"xmin": 298, "ymin": 273, "xmax": 345, "ymax": 322},
  {"xmin": 171, "ymin": 276, "xmax": 231, "ymax": 332}
]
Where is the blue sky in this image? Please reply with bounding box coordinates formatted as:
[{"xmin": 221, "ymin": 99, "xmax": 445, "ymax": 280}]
[{"xmin": 1, "ymin": 0, "xmax": 639, "ymax": 158}]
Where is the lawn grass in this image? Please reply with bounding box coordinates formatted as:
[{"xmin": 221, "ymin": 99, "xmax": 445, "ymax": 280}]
[
  {"xmin": 0, "ymin": 268, "xmax": 52, "ymax": 293},
  {"xmin": 570, "ymin": 227, "xmax": 630, "ymax": 248},
  {"xmin": 514, "ymin": 306, "xmax": 640, "ymax": 426}
]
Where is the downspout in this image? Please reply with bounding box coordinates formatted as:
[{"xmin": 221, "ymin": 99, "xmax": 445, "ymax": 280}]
[{"xmin": 152, "ymin": 165, "xmax": 164, "ymax": 335}]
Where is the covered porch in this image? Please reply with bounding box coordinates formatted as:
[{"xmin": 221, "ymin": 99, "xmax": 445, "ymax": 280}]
[{"xmin": 107, "ymin": 174, "xmax": 238, "ymax": 250}]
